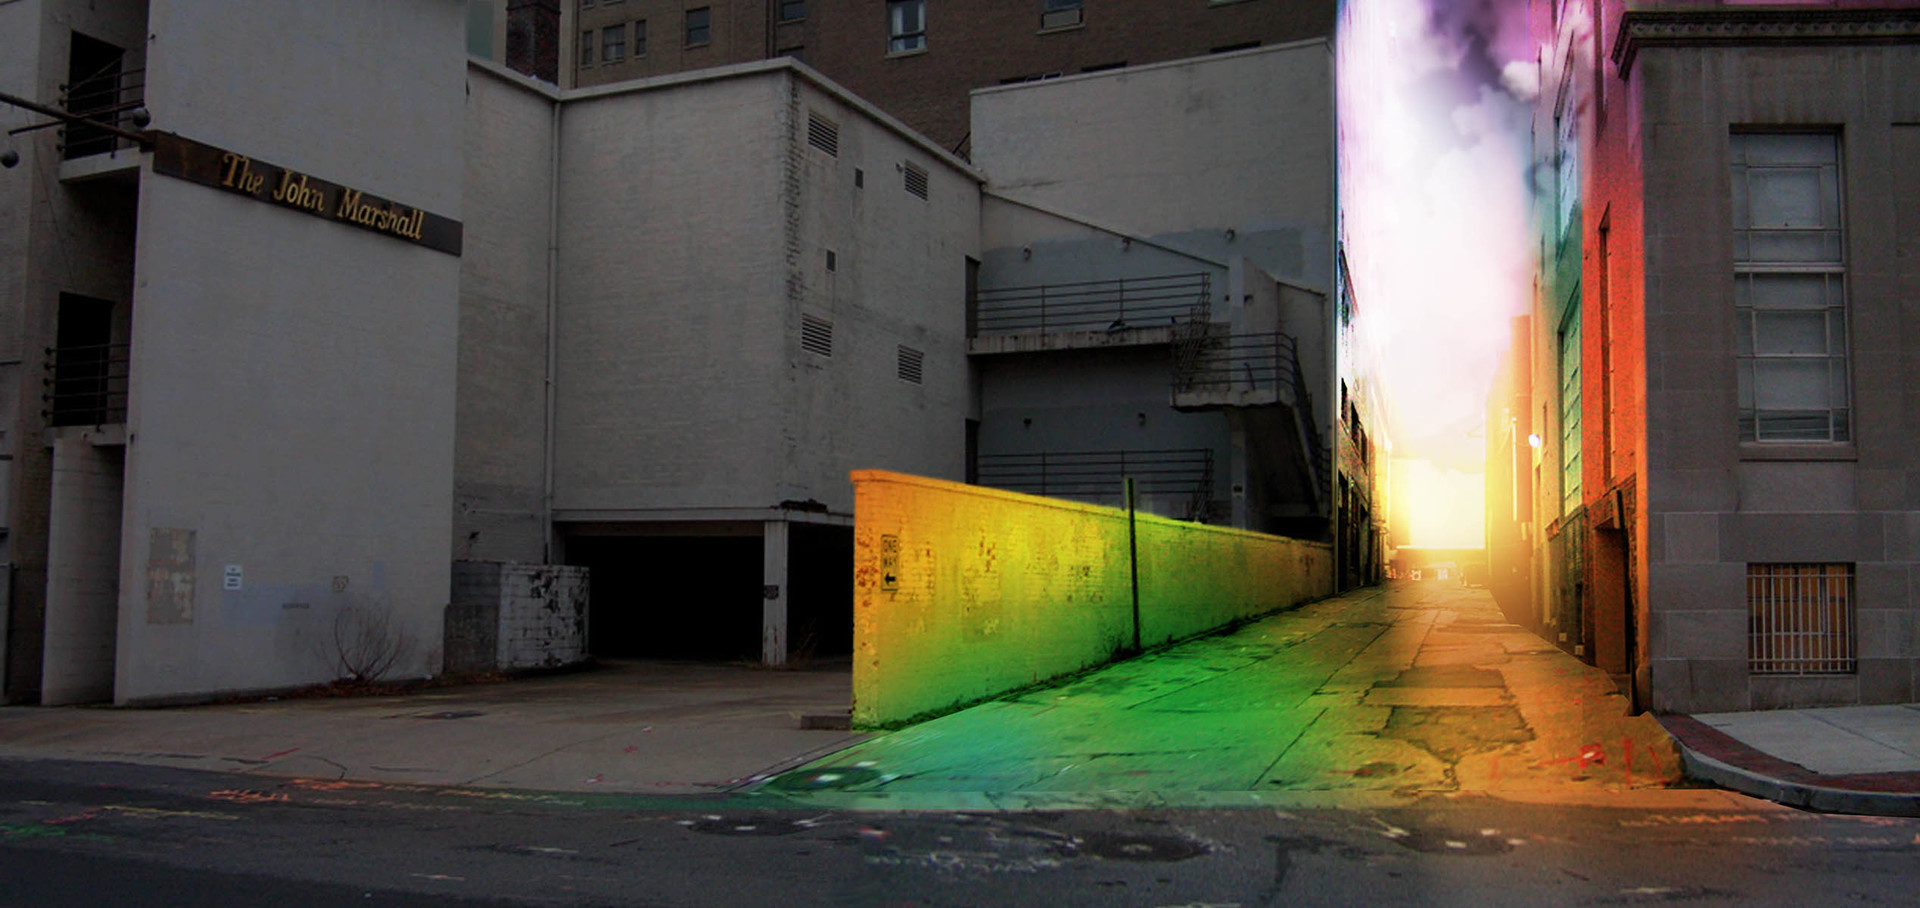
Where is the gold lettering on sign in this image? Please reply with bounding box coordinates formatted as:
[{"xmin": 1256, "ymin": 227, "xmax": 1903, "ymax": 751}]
[
  {"xmin": 219, "ymin": 152, "xmax": 265, "ymax": 194},
  {"xmin": 336, "ymin": 189, "xmax": 424, "ymax": 240},
  {"xmin": 270, "ymin": 170, "xmax": 327, "ymax": 213}
]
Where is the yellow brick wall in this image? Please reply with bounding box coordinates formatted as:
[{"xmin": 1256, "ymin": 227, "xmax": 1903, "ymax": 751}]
[{"xmin": 852, "ymin": 470, "xmax": 1333, "ymax": 727}]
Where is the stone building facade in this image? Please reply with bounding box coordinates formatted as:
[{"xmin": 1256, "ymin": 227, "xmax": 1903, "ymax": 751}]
[{"xmin": 1495, "ymin": 0, "xmax": 1920, "ymax": 713}]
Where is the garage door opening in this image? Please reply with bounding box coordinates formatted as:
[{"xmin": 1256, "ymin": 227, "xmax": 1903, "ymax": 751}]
[
  {"xmin": 566, "ymin": 533, "xmax": 763, "ymax": 661},
  {"xmin": 563, "ymin": 521, "xmax": 854, "ymax": 664}
]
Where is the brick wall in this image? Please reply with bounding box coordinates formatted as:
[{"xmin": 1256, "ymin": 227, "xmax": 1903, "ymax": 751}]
[
  {"xmin": 445, "ymin": 561, "xmax": 588, "ymax": 672},
  {"xmin": 851, "ymin": 469, "xmax": 1331, "ymax": 727},
  {"xmin": 497, "ymin": 563, "xmax": 589, "ymax": 669}
]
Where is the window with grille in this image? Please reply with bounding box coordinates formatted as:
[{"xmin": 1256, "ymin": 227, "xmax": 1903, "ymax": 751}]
[
  {"xmin": 1731, "ymin": 132, "xmax": 1849, "ymax": 443},
  {"xmin": 888, "ymin": 0, "xmax": 926, "ymax": 53},
  {"xmin": 903, "ymin": 161, "xmax": 928, "ymax": 199},
  {"xmin": 686, "ymin": 7, "xmax": 711, "ymax": 46},
  {"xmin": 602, "ymin": 25, "xmax": 625, "ymax": 62},
  {"xmin": 801, "ymin": 314, "xmax": 833, "ymax": 357},
  {"xmin": 1748, "ymin": 563, "xmax": 1855, "ymax": 675},
  {"xmin": 807, "ymin": 112, "xmax": 838, "ymax": 156},
  {"xmin": 897, "ymin": 345, "xmax": 924, "ymax": 384}
]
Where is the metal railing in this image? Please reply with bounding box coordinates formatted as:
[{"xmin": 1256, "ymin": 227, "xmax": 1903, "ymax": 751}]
[
  {"xmin": 1170, "ymin": 330, "xmax": 1293, "ymax": 396},
  {"xmin": 1170, "ymin": 330, "xmax": 1330, "ymax": 499},
  {"xmin": 972, "ymin": 272, "xmax": 1210, "ymax": 337},
  {"xmin": 44, "ymin": 342, "xmax": 130, "ymax": 426},
  {"xmin": 1748, "ymin": 563, "xmax": 1855, "ymax": 675},
  {"xmin": 61, "ymin": 62, "xmax": 145, "ymax": 159},
  {"xmin": 976, "ymin": 448, "xmax": 1216, "ymax": 522}
]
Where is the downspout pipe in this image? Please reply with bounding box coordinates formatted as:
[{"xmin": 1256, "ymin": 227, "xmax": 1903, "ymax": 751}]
[{"xmin": 542, "ymin": 95, "xmax": 560, "ymax": 563}]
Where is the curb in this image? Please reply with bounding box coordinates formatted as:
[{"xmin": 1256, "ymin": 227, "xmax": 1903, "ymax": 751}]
[{"xmin": 1659, "ymin": 716, "xmax": 1920, "ymax": 818}]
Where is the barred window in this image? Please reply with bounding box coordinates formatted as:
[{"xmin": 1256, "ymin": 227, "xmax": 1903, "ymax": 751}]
[
  {"xmin": 1748, "ymin": 563, "xmax": 1855, "ymax": 675},
  {"xmin": 1731, "ymin": 133, "xmax": 1849, "ymax": 443}
]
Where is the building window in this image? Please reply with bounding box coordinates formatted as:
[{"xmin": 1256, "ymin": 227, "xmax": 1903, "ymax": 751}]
[
  {"xmin": 1041, "ymin": 0, "xmax": 1083, "ymax": 30},
  {"xmin": 686, "ymin": 7, "xmax": 710, "ymax": 46},
  {"xmin": 1731, "ymin": 132, "xmax": 1849, "ymax": 443},
  {"xmin": 888, "ymin": 0, "xmax": 926, "ymax": 54},
  {"xmin": 1558, "ymin": 301, "xmax": 1581, "ymax": 515},
  {"xmin": 602, "ymin": 25, "xmax": 625, "ymax": 62},
  {"xmin": 825, "ymin": 250, "xmax": 837, "ymax": 272},
  {"xmin": 579, "ymin": 29, "xmax": 594, "ymax": 66},
  {"xmin": 780, "ymin": 0, "xmax": 806, "ymax": 22},
  {"xmin": 1749, "ymin": 563, "xmax": 1855, "ymax": 675},
  {"xmin": 1554, "ymin": 95, "xmax": 1578, "ymax": 240},
  {"xmin": 634, "ymin": 19, "xmax": 648, "ymax": 56},
  {"xmin": 903, "ymin": 161, "xmax": 929, "ymax": 199}
]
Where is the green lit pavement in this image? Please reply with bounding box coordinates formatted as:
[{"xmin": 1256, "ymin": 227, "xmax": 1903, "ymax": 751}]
[{"xmin": 758, "ymin": 579, "xmax": 1682, "ymax": 809}]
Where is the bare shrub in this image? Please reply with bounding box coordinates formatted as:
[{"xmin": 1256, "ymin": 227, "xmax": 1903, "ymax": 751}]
[{"xmin": 325, "ymin": 598, "xmax": 414, "ymax": 684}]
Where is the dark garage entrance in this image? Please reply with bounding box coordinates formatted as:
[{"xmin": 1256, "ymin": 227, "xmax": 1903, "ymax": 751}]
[{"xmin": 563, "ymin": 521, "xmax": 853, "ymax": 663}]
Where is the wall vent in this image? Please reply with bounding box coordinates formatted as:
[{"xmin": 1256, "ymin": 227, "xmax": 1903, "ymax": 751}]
[
  {"xmin": 807, "ymin": 112, "xmax": 839, "ymax": 156},
  {"xmin": 897, "ymin": 345, "xmax": 924, "ymax": 384},
  {"xmin": 801, "ymin": 314, "xmax": 833, "ymax": 357},
  {"xmin": 903, "ymin": 161, "xmax": 929, "ymax": 200}
]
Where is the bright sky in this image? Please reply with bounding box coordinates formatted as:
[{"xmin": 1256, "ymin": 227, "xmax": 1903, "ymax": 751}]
[{"xmin": 1339, "ymin": 0, "xmax": 1535, "ymax": 547}]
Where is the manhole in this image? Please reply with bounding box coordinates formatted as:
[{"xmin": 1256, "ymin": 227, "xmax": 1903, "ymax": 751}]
[
  {"xmin": 1075, "ymin": 831, "xmax": 1209, "ymax": 862},
  {"xmin": 764, "ymin": 766, "xmax": 882, "ymax": 791}
]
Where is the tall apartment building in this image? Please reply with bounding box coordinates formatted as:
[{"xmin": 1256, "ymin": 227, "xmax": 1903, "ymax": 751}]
[
  {"xmin": 1492, "ymin": 0, "xmax": 1920, "ymax": 713},
  {"xmin": 504, "ymin": 0, "xmax": 1337, "ymax": 151}
]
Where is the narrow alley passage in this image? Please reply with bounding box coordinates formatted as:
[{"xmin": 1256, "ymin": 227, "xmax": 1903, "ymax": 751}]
[{"xmin": 768, "ymin": 580, "xmax": 1681, "ymax": 805}]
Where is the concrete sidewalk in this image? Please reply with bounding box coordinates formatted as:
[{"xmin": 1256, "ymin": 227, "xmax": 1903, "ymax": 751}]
[
  {"xmin": 753, "ymin": 580, "xmax": 1692, "ymax": 809},
  {"xmin": 0, "ymin": 659, "xmax": 862, "ymax": 796},
  {"xmin": 1661, "ymin": 705, "xmax": 1920, "ymax": 817}
]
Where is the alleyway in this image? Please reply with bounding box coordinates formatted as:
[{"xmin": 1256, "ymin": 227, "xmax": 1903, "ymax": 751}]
[{"xmin": 768, "ymin": 579, "xmax": 1681, "ymax": 804}]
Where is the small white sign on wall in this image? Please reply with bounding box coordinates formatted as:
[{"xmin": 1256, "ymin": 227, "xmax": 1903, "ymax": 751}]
[{"xmin": 223, "ymin": 564, "xmax": 243, "ymax": 591}]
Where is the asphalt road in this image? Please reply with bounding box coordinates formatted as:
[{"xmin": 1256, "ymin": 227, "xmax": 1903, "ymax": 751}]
[{"xmin": 3, "ymin": 756, "xmax": 1917, "ymax": 907}]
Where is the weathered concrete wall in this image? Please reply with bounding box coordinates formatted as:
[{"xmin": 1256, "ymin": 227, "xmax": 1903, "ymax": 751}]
[
  {"xmin": 456, "ymin": 63, "xmax": 558, "ymax": 563},
  {"xmin": 970, "ymin": 42, "xmax": 1335, "ymax": 292},
  {"xmin": 445, "ymin": 560, "xmax": 587, "ymax": 672},
  {"xmin": 850, "ymin": 469, "xmax": 1331, "ymax": 727},
  {"xmin": 40, "ymin": 438, "xmax": 123, "ymax": 705},
  {"xmin": 113, "ymin": 0, "xmax": 462, "ymax": 702},
  {"xmin": 554, "ymin": 63, "xmax": 976, "ymax": 520},
  {"xmin": 553, "ymin": 70, "xmax": 789, "ymax": 515},
  {"xmin": 445, "ymin": 561, "xmax": 503, "ymax": 675}
]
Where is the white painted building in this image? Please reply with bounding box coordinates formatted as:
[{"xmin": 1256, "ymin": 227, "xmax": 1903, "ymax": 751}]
[{"xmin": 1, "ymin": 2, "xmax": 1351, "ymax": 705}]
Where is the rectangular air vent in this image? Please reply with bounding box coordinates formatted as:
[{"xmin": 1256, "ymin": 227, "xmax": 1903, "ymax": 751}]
[
  {"xmin": 897, "ymin": 345, "xmax": 924, "ymax": 384},
  {"xmin": 807, "ymin": 112, "xmax": 839, "ymax": 156},
  {"xmin": 801, "ymin": 314, "xmax": 833, "ymax": 357},
  {"xmin": 903, "ymin": 162, "xmax": 928, "ymax": 199}
]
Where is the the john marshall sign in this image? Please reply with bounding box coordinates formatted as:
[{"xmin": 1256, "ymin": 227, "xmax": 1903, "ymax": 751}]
[{"xmin": 151, "ymin": 133, "xmax": 462, "ymax": 256}]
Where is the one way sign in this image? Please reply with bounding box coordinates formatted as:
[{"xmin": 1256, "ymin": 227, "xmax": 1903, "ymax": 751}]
[{"xmin": 880, "ymin": 534, "xmax": 900, "ymax": 591}]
